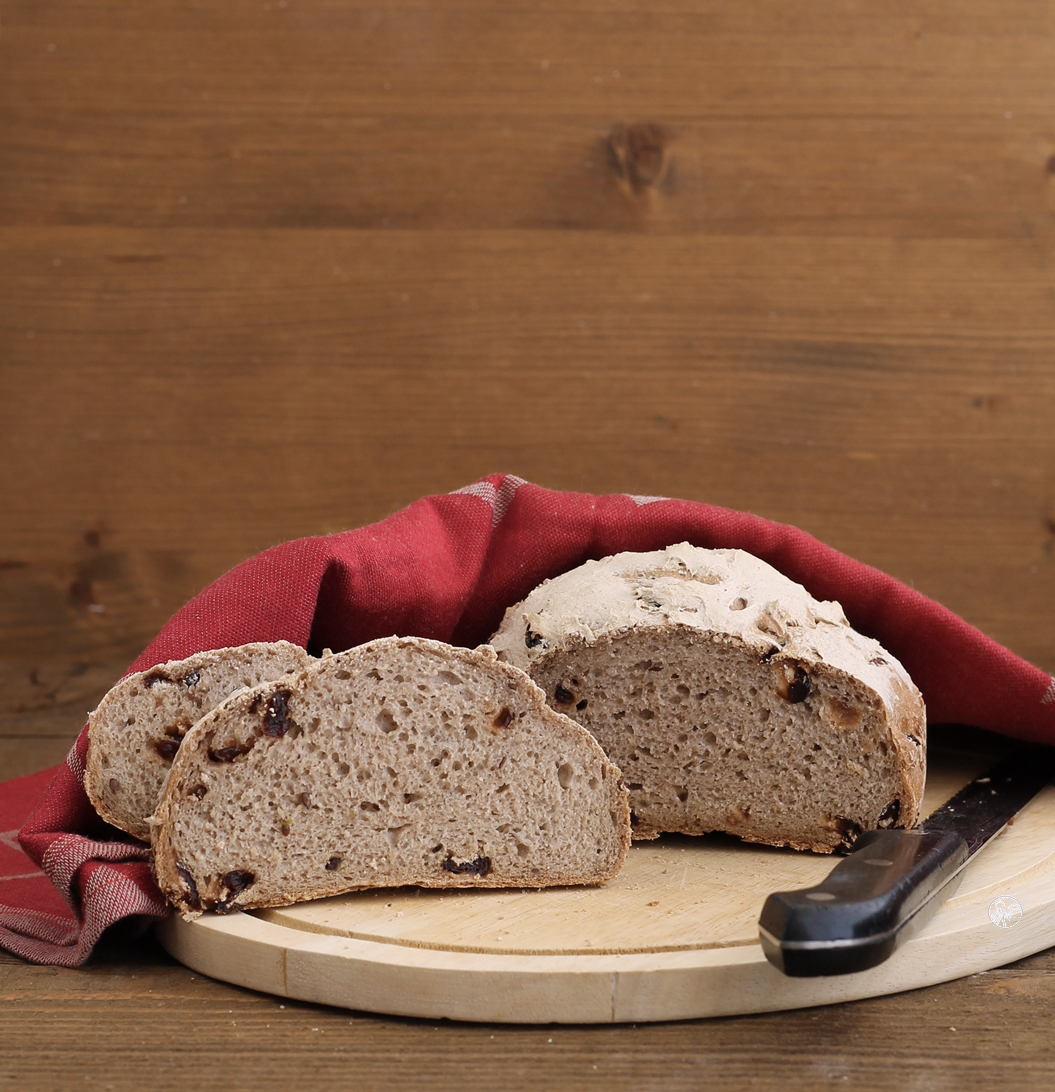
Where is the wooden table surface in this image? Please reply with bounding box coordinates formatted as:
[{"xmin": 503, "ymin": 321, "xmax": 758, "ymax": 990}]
[{"xmin": 2, "ymin": 2, "xmax": 1054, "ymax": 1088}]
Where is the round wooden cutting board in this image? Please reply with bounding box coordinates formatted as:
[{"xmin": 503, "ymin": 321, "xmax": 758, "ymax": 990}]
[{"xmin": 156, "ymin": 748, "xmax": 1055, "ymax": 1023}]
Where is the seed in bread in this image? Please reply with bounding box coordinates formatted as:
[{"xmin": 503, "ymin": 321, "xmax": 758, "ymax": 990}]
[
  {"xmin": 151, "ymin": 637, "xmax": 631, "ymax": 916},
  {"xmin": 85, "ymin": 641, "xmax": 311, "ymax": 841},
  {"xmin": 489, "ymin": 544, "xmax": 925, "ymax": 853}
]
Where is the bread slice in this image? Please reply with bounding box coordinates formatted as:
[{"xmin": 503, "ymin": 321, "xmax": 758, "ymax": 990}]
[
  {"xmin": 152, "ymin": 637, "xmax": 631, "ymax": 916},
  {"xmin": 85, "ymin": 642, "xmax": 311, "ymax": 841},
  {"xmin": 489, "ymin": 544, "xmax": 926, "ymax": 853}
]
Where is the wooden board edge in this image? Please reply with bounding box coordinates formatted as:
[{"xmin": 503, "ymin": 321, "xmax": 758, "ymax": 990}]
[{"xmin": 155, "ymin": 860, "xmax": 1055, "ymax": 1023}]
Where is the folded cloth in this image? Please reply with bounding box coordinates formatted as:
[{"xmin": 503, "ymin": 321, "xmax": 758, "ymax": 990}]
[{"xmin": 3, "ymin": 474, "xmax": 1053, "ymax": 965}]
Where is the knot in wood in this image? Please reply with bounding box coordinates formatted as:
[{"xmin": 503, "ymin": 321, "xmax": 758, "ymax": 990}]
[{"xmin": 609, "ymin": 123, "xmax": 671, "ymax": 193}]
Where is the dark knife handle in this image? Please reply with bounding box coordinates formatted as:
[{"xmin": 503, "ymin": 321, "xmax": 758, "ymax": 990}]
[{"xmin": 758, "ymin": 828, "xmax": 969, "ymax": 977}]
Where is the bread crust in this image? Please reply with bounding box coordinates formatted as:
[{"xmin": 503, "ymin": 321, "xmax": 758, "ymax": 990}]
[
  {"xmin": 152, "ymin": 637, "xmax": 631, "ymax": 916},
  {"xmin": 490, "ymin": 544, "xmax": 926, "ymax": 853},
  {"xmin": 84, "ymin": 642, "xmax": 310, "ymax": 840}
]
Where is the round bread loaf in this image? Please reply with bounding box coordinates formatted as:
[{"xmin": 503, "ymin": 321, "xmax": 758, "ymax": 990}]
[
  {"xmin": 489, "ymin": 544, "xmax": 926, "ymax": 852},
  {"xmin": 152, "ymin": 637, "xmax": 631, "ymax": 916}
]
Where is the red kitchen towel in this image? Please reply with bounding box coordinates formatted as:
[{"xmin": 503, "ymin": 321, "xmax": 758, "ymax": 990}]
[{"xmin": 3, "ymin": 473, "xmax": 1054, "ymax": 965}]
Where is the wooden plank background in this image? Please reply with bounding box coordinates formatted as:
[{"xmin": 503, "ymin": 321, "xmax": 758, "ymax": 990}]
[
  {"xmin": 4, "ymin": 1, "xmax": 1054, "ymax": 775},
  {"xmin": 1, "ymin": 2, "xmax": 1055, "ymax": 1085}
]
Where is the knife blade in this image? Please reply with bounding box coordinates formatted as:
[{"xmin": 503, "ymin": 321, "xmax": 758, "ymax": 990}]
[{"xmin": 758, "ymin": 743, "xmax": 1055, "ymax": 977}]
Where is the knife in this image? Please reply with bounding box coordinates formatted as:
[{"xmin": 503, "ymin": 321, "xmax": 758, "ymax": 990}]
[{"xmin": 758, "ymin": 743, "xmax": 1055, "ymax": 977}]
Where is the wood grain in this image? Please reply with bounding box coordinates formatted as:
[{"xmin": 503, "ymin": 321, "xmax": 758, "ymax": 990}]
[
  {"xmin": 4, "ymin": 228, "xmax": 1054, "ymax": 668},
  {"xmin": 2, "ymin": 935, "xmax": 1054, "ymax": 1092},
  {"xmin": 2, "ymin": 0, "xmax": 1055, "ymax": 1080},
  {"xmin": 4, "ymin": 3, "xmax": 1055, "ymax": 236}
]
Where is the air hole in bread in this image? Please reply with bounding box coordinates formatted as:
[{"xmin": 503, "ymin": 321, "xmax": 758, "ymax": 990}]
[
  {"xmin": 387, "ymin": 825, "xmax": 410, "ymax": 848},
  {"xmin": 557, "ymin": 763, "xmax": 575, "ymax": 789},
  {"xmin": 377, "ymin": 709, "xmax": 398, "ymax": 734}
]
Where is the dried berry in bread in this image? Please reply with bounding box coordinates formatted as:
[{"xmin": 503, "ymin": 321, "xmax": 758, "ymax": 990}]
[
  {"xmin": 152, "ymin": 637, "xmax": 631, "ymax": 916},
  {"xmin": 489, "ymin": 544, "xmax": 925, "ymax": 853},
  {"xmin": 85, "ymin": 642, "xmax": 311, "ymax": 841}
]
